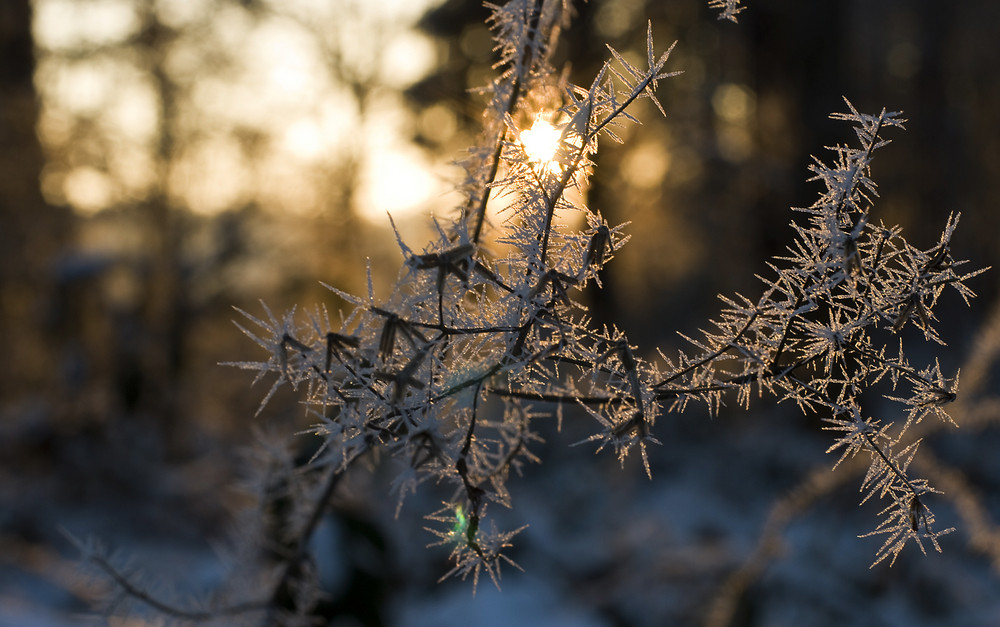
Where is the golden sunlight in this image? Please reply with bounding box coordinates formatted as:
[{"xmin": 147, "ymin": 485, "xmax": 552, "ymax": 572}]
[
  {"xmin": 32, "ymin": 0, "xmax": 444, "ymax": 219},
  {"xmin": 520, "ymin": 116, "xmax": 562, "ymax": 170}
]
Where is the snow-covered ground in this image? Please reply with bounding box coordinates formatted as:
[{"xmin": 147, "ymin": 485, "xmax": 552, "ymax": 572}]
[{"xmin": 4, "ymin": 399, "xmax": 1000, "ymax": 626}]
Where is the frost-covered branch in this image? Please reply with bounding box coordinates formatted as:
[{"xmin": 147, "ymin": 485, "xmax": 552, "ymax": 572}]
[{"xmin": 224, "ymin": 0, "xmax": 983, "ymax": 602}]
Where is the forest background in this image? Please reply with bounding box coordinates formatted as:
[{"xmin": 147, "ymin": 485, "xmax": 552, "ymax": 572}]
[{"xmin": 2, "ymin": 0, "xmax": 1000, "ymax": 625}]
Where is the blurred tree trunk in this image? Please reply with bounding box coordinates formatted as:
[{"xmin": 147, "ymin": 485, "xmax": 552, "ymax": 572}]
[
  {"xmin": 0, "ymin": 0, "xmax": 72, "ymax": 403},
  {"xmin": 139, "ymin": 10, "xmax": 186, "ymax": 438},
  {"xmin": 109, "ymin": 5, "xmax": 195, "ymax": 457}
]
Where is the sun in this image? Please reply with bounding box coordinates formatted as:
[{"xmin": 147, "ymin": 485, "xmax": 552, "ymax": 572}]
[{"xmin": 519, "ymin": 116, "xmax": 563, "ymax": 172}]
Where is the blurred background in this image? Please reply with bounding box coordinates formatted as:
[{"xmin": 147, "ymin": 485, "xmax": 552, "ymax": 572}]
[{"xmin": 2, "ymin": 0, "xmax": 999, "ymax": 625}]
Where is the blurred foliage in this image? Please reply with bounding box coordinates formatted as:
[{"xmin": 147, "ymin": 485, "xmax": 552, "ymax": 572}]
[{"xmin": 7, "ymin": 0, "xmax": 445, "ymax": 457}]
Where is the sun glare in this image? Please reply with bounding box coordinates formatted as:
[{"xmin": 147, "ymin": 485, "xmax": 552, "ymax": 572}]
[{"xmin": 520, "ymin": 117, "xmax": 562, "ymax": 169}]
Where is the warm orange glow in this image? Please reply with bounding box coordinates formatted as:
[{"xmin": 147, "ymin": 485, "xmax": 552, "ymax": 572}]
[
  {"xmin": 520, "ymin": 117, "xmax": 562, "ymax": 170},
  {"xmin": 32, "ymin": 0, "xmax": 443, "ymax": 219}
]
